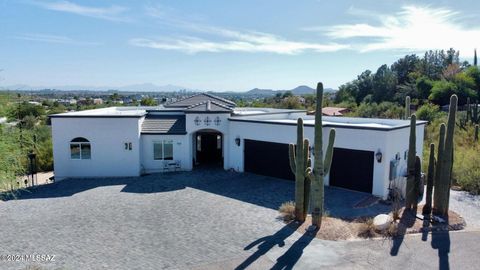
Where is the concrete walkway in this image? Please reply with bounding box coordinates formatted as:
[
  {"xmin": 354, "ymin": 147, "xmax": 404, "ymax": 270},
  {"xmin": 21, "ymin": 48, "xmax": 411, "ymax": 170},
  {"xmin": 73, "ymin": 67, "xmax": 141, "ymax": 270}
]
[{"xmin": 0, "ymin": 169, "xmax": 478, "ymax": 269}]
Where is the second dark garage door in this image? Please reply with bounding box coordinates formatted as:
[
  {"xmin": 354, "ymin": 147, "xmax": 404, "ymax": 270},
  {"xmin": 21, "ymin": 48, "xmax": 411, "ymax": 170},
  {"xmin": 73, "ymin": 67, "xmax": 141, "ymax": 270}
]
[
  {"xmin": 244, "ymin": 139, "xmax": 294, "ymax": 180},
  {"xmin": 244, "ymin": 141, "xmax": 374, "ymax": 194},
  {"xmin": 329, "ymin": 147, "xmax": 374, "ymax": 193}
]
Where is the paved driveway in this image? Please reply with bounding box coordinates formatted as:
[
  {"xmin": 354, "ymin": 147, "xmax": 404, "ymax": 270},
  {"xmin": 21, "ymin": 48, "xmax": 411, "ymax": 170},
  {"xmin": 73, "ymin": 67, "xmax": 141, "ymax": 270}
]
[
  {"xmin": 0, "ymin": 169, "xmax": 388, "ymax": 269},
  {"xmin": 0, "ymin": 169, "xmax": 477, "ymax": 269}
]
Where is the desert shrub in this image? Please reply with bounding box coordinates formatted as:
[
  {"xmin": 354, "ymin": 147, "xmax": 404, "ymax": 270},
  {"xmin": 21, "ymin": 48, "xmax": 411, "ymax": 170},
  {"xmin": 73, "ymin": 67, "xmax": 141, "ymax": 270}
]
[
  {"xmin": 416, "ymin": 103, "xmax": 440, "ymax": 122},
  {"xmin": 423, "ymin": 115, "xmax": 480, "ymax": 193},
  {"xmin": 357, "ymin": 218, "xmax": 377, "ymax": 238},
  {"xmin": 453, "ymin": 146, "xmax": 480, "ymax": 194},
  {"xmin": 350, "ymin": 102, "xmax": 404, "ymax": 119},
  {"xmin": 385, "ymin": 222, "xmax": 399, "ymax": 238},
  {"xmin": 278, "ymin": 201, "xmax": 295, "ymax": 221}
]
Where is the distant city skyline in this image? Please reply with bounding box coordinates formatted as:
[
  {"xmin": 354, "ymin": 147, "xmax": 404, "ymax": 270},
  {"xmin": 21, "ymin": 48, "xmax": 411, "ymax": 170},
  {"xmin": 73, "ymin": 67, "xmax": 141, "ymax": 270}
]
[{"xmin": 1, "ymin": 0, "xmax": 479, "ymax": 91}]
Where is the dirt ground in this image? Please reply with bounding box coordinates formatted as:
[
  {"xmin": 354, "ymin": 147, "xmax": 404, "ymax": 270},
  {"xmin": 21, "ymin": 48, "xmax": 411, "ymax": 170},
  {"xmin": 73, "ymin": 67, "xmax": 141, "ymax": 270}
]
[
  {"xmin": 285, "ymin": 204, "xmax": 465, "ymax": 241},
  {"xmin": 17, "ymin": 171, "xmax": 54, "ymax": 186}
]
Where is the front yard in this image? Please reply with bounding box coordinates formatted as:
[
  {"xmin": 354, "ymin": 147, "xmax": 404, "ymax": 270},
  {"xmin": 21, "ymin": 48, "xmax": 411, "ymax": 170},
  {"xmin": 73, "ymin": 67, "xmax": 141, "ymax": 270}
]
[{"xmin": 0, "ymin": 169, "xmax": 478, "ymax": 269}]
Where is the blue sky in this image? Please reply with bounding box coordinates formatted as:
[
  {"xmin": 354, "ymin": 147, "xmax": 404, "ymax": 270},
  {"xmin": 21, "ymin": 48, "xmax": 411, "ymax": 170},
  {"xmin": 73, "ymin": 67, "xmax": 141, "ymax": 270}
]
[{"xmin": 1, "ymin": 0, "xmax": 479, "ymax": 91}]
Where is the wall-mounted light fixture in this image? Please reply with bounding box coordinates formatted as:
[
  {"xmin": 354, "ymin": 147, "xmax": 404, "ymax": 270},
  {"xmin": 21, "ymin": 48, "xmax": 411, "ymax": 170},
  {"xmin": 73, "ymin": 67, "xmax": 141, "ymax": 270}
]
[
  {"xmin": 235, "ymin": 137, "xmax": 241, "ymax": 147},
  {"xmin": 375, "ymin": 149, "xmax": 383, "ymax": 163}
]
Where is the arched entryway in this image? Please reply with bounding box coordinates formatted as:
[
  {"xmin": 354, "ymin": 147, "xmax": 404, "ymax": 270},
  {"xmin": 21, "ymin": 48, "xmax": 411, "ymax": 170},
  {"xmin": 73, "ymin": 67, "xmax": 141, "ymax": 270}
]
[{"xmin": 193, "ymin": 129, "xmax": 223, "ymax": 167}]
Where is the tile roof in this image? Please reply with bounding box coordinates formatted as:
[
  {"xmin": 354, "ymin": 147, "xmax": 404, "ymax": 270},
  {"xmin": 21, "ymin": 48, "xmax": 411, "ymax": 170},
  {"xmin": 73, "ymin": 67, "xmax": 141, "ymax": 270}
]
[
  {"xmin": 184, "ymin": 100, "xmax": 233, "ymax": 113},
  {"xmin": 141, "ymin": 115, "xmax": 186, "ymax": 134},
  {"xmin": 321, "ymin": 107, "xmax": 349, "ymax": 116},
  {"xmin": 164, "ymin": 93, "xmax": 236, "ymax": 108}
]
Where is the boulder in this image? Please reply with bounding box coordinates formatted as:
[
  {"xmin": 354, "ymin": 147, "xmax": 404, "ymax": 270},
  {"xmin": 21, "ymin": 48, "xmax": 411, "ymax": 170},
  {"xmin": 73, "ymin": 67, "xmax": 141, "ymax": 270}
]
[{"xmin": 373, "ymin": 214, "xmax": 393, "ymax": 231}]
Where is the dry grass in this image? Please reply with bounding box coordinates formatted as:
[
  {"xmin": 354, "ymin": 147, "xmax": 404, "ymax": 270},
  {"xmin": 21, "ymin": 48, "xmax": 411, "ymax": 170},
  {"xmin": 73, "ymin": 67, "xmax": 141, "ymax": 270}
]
[
  {"xmin": 357, "ymin": 218, "xmax": 378, "ymax": 238},
  {"xmin": 278, "ymin": 201, "xmax": 296, "ymax": 222},
  {"xmin": 290, "ymin": 216, "xmax": 359, "ymax": 240}
]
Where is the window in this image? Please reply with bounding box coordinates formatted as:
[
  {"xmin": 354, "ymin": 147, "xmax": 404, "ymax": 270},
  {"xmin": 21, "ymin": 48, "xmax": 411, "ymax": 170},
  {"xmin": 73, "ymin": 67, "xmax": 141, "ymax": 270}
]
[
  {"xmin": 70, "ymin": 137, "xmax": 91, "ymax": 159},
  {"xmin": 154, "ymin": 140, "xmax": 174, "ymax": 160}
]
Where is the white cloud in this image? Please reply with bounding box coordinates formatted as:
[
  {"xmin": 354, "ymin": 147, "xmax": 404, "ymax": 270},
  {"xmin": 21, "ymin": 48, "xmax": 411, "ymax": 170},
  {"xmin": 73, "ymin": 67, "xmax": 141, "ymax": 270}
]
[
  {"xmin": 317, "ymin": 6, "xmax": 480, "ymax": 56},
  {"xmin": 130, "ymin": 26, "xmax": 348, "ymax": 54},
  {"xmin": 13, "ymin": 33, "xmax": 100, "ymax": 45},
  {"xmin": 31, "ymin": 1, "xmax": 129, "ymax": 22}
]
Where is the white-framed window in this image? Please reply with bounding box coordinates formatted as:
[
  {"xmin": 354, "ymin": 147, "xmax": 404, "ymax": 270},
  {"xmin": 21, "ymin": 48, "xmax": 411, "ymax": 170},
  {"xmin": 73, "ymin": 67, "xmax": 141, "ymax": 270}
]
[
  {"xmin": 70, "ymin": 137, "xmax": 91, "ymax": 160},
  {"xmin": 154, "ymin": 140, "xmax": 174, "ymax": 160}
]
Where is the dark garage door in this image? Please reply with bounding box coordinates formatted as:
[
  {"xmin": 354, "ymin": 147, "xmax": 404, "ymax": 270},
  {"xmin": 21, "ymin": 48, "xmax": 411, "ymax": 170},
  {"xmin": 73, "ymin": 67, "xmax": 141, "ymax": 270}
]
[
  {"xmin": 329, "ymin": 147, "xmax": 374, "ymax": 193},
  {"xmin": 244, "ymin": 139, "xmax": 294, "ymax": 180}
]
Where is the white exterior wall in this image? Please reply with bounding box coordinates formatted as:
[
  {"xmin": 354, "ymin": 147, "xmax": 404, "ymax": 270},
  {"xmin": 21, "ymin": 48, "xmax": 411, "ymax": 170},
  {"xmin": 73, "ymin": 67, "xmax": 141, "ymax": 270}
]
[
  {"xmin": 227, "ymin": 120, "xmax": 423, "ymax": 198},
  {"xmin": 327, "ymin": 126, "xmax": 389, "ymax": 198},
  {"xmin": 140, "ymin": 134, "xmax": 190, "ymax": 173},
  {"xmin": 51, "ymin": 108, "xmax": 426, "ymax": 199},
  {"xmin": 51, "ymin": 117, "xmax": 142, "ymax": 180},
  {"xmin": 384, "ymin": 124, "xmax": 425, "ymax": 198}
]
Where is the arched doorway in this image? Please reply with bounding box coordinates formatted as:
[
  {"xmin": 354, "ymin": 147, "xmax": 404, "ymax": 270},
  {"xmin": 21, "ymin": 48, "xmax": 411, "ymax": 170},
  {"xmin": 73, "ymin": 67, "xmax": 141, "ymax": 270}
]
[{"xmin": 194, "ymin": 129, "xmax": 223, "ymax": 167}]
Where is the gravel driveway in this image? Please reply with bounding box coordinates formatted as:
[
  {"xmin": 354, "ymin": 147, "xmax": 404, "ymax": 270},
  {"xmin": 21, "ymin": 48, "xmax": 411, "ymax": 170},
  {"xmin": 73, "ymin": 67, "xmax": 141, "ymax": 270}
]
[{"xmin": 0, "ymin": 169, "xmax": 478, "ymax": 269}]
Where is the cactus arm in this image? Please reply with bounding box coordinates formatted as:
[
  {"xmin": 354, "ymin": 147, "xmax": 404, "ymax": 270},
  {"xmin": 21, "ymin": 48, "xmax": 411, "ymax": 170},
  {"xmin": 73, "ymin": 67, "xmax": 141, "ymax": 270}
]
[
  {"xmin": 303, "ymin": 139, "xmax": 309, "ymax": 170},
  {"xmin": 288, "ymin": 144, "xmax": 296, "ymax": 173},
  {"xmin": 405, "ymin": 96, "xmax": 411, "ymax": 119},
  {"xmin": 422, "ymin": 143, "xmax": 435, "ymax": 215},
  {"xmin": 294, "ymin": 118, "xmax": 306, "ymax": 222},
  {"xmin": 323, "ymin": 129, "xmax": 336, "ymax": 175}
]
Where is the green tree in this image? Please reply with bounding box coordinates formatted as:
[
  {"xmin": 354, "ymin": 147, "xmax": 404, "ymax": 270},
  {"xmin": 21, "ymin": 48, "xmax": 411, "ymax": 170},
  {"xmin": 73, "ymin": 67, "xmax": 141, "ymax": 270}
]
[
  {"xmin": 391, "ymin": 54, "xmax": 420, "ymax": 85},
  {"xmin": 282, "ymin": 91, "xmax": 293, "ymax": 98},
  {"xmin": 416, "ymin": 76, "xmax": 434, "ymax": 100},
  {"xmin": 372, "ymin": 65, "xmax": 397, "ymax": 102},
  {"xmin": 429, "ymin": 81, "xmax": 458, "ymax": 105},
  {"xmin": 7, "ymin": 102, "xmax": 46, "ymax": 121},
  {"xmin": 140, "ymin": 97, "xmax": 157, "ymax": 106},
  {"xmin": 280, "ymin": 96, "xmax": 302, "ymax": 109},
  {"xmin": 465, "ymin": 66, "xmax": 480, "ymax": 97}
]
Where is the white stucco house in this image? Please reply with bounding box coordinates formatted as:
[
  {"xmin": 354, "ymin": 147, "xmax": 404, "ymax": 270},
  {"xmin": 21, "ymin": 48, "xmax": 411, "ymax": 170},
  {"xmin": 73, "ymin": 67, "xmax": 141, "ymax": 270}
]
[{"xmin": 50, "ymin": 93, "xmax": 426, "ymax": 199}]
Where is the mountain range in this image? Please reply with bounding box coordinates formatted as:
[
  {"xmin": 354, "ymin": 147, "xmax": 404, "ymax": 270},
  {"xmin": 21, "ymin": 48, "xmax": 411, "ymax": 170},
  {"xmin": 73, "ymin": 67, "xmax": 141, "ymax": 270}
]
[
  {"xmin": 0, "ymin": 83, "xmax": 337, "ymax": 94},
  {"xmin": 0, "ymin": 83, "xmax": 193, "ymax": 92},
  {"xmin": 246, "ymin": 85, "xmax": 336, "ymax": 95}
]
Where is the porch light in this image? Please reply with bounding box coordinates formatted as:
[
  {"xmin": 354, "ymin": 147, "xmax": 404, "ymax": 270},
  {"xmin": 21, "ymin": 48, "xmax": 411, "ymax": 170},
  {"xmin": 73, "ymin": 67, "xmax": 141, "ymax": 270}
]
[
  {"xmin": 375, "ymin": 149, "xmax": 383, "ymax": 163},
  {"xmin": 235, "ymin": 137, "xmax": 241, "ymax": 146}
]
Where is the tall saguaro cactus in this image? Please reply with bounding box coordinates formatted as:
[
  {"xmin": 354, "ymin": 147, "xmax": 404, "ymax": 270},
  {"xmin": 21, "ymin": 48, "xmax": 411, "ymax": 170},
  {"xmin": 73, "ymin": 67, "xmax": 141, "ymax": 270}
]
[
  {"xmin": 405, "ymin": 114, "xmax": 418, "ymax": 210},
  {"xmin": 433, "ymin": 95, "xmax": 458, "ymax": 217},
  {"xmin": 288, "ymin": 118, "xmax": 311, "ymax": 222},
  {"xmin": 307, "ymin": 82, "xmax": 336, "ymax": 228},
  {"xmin": 422, "ymin": 143, "xmax": 436, "ymax": 215},
  {"xmin": 405, "ymin": 96, "xmax": 411, "ymax": 119}
]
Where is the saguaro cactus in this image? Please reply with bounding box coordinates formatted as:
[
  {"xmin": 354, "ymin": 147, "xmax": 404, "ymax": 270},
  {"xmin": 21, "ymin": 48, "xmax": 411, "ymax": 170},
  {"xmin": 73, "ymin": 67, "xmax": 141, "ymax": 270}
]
[
  {"xmin": 466, "ymin": 97, "xmax": 471, "ymax": 123},
  {"xmin": 475, "ymin": 124, "xmax": 479, "ymax": 142},
  {"xmin": 433, "ymin": 95, "xmax": 458, "ymax": 217},
  {"xmin": 405, "ymin": 96, "xmax": 411, "ymax": 119},
  {"xmin": 405, "ymin": 114, "xmax": 418, "ymax": 210},
  {"xmin": 422, "ymin": 144, "xmax": 436, "ymax": 215},
  {"xmin": 473, "ymin": 101, "xmax": 479, "ymax": 124},
  {"xmin": 307, "ymin": 82, "xmax": 336, "ymax": 228},
  {"xmin": 288, "ymin": 118, "xmax": 311, "ymax": 222}
]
